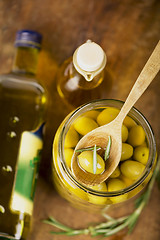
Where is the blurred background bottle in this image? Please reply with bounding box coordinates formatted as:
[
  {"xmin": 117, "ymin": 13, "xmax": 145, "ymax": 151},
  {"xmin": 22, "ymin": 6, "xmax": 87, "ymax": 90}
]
[
  {"xmin": 0, "ymin": 30, "xmax": 47, "ymax": 239},
  {"xmin": 57, "ymin": 40, "xmax": 113, "ymax": 109}
]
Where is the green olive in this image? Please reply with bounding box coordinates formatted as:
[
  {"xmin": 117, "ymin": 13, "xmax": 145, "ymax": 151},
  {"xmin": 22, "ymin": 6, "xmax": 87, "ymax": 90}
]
[
  {"xmin": 74, "ymin": 116, "xmax": 98, "ymax": 135},
  {"xmin": 88, "ymin": 182, "xmax": 108, "ymax": 205},
  {"xmin": 120, "ymin": 160, "xmax": 145, "ymax": 180},
  {"xmin": 97, "ymin": 107, "xmax": 119, "ymax": 126},
  {"xmin": 108, "ymin": 178, "xmax": 126, "ymax": 191},
  {"xmin": 64, "ymin": 127, "xmax": 79, "ymax": 148},
  {"xmin": 121, "ymin": 143, "xmax": 133, "ymax": 161},
  {"xmin": 133, "ymin": 146, "xmax": 149, "ymax": 165},
  {"xmin": 64, "ymin": 148, "xmax": 74, "ymax": 169},
  {"xmin": 122, "ymin": 124, "xmax": 128, "ymax": 142},
  {"xmin": 123, "ymin": 116, "xmax": 137, "ymax": 129},
  {"xmin": 140, "ymin": 141, "xmax": 148, "ymax": 147},
  {"xmin": 120, "ymin": 174, "xmax": 134, "ymax": 187},
  {"xmin": 107, "ymin": 179, "xmax": 128, "ymax": 203},
  {"xmin": 78, "ymin": 151, "xmax": 105, "ymax": 174},
  {"xmin": 128, "ymin": 125, "xmax": 146, "ymax": 147},
  {"xmin": 109, "ymin": 166, "xmax": 120, "ymax": 178},
  {"xmin": 84, "ymin": 110, "xmax": 99, "ymax": 120}
]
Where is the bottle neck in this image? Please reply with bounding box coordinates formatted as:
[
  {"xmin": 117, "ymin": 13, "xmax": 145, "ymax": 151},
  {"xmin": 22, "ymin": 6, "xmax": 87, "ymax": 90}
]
[{"xmin": 12, "ymin": 46, "xmax": 39, "ymax": 76}]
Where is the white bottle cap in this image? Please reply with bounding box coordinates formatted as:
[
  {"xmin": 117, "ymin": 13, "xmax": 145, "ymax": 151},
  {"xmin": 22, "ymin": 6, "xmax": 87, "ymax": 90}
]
[{"xmin": 76, "ymin": 40, "xmax": 105, "ymax": 72}]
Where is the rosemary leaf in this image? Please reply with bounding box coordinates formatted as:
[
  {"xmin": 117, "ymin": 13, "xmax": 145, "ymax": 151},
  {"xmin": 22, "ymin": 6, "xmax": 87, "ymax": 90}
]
[
  {"xmin": 75, "ymin": 146, "xmax": 101, "ymax": 153},
  {"xmin": 93, "ymin": 144, "xmax": 97, "ymax": 174},
  {"xmin": 50, "ymin": 231, "xmax": 68, "ymax": 235},
  {"xmin": 104, "ymin": 136, "xmax": 112, "ymax": 161},
  {"xmin": 134, "ymin": 194, "xmax": 144, "ymax": 209},
  {"xmin": 127, "ymin": 214, "xmax": 139, "ymax": 234},
  {"xmin": 43, "ymin": 217, "xmax": 72, "ymax": 231},
  {"xmin": 103, "ymin": 220, "xmax": 129, "ymax": 237}
]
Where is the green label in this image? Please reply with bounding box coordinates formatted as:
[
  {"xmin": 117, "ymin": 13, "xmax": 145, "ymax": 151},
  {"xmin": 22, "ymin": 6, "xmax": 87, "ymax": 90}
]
[{"xmin": 11, "ymin": 131, "xmax": 43, "ymax": 215}]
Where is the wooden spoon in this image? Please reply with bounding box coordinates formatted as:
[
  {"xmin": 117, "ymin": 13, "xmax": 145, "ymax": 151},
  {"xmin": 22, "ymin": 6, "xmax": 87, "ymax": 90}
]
[{"xmin": 71, "ymin": 40, "xmax": 160, "ymax": 186}]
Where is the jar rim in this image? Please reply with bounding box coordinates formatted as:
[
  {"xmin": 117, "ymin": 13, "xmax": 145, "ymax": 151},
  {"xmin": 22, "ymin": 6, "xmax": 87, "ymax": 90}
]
[{"xmin": 58, "ymin": 99, "xmax": 156, "ymax": 197}]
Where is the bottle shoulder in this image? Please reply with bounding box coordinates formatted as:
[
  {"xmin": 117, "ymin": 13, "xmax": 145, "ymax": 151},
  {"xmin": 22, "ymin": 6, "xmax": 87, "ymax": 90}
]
[{"xmin": 0, "ymin": 73, "xmax": 46, "ymax": 95}]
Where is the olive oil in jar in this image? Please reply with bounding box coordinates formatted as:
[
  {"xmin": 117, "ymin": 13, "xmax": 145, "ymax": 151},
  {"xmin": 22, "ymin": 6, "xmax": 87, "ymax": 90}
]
[
  {"xmin": 57, "ymin": 40, "xmax": 113, "ymax": 109},
  {"xmin": 0, "ymin": 30, "xmax": 47, "ymax": 239}
]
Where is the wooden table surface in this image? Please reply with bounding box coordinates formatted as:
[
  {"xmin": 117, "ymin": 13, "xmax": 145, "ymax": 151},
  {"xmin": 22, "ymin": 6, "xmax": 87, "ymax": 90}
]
[{"xmin": 0, "ymin": 0, "xmax": 160, "ymax": 239}]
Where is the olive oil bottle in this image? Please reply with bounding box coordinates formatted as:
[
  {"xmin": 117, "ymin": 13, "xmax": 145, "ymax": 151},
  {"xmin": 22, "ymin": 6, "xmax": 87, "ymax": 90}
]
[
  {"xmin": 57, "ymin": 40, "xmax": 113, "ymax": 109},
  {"xmin": 0, "ymin": 30, "xmax": 47, "ymax": 239}
]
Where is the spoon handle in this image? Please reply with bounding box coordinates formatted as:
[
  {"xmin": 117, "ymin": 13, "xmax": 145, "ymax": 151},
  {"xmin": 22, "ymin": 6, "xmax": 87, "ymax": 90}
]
[{"xmin": 116, "ymin": 40, "xmax": 160, "ymax": 123}]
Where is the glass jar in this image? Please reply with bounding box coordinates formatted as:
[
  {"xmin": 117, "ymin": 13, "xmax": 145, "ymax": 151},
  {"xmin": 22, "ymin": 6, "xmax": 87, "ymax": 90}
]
[{"xmin": 52, "ymin": 99, "xmax": 156, "ymax": 212}]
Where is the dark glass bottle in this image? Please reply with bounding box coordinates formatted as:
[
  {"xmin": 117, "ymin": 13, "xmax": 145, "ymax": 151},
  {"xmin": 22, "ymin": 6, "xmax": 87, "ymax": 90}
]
[
  {"xmin": 57, "ymin": 40, "xmax": 113, "ymax": 109},
  {"xmin": 0, "ymin": 30, "xmax": 47, "ymax": 239}
]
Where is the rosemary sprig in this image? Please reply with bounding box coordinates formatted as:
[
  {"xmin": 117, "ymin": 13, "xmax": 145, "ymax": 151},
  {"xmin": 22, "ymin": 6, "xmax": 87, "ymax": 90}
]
[
  {"xmin": 104, "ymin": 136, "xmax": 112, "ymax": 161},
  {"xmin": 44, "ymin": 155, "xmax": 160, "ymax": 238},
  {"xmin": 93, "ymin": 144, "xmax": 97, "ymax": 174}
]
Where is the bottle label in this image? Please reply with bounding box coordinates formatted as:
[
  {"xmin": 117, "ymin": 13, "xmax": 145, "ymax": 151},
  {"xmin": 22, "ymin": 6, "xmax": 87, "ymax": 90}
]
[{"xmin": 10, "ymin": 126, "xmax": 43, "ymax": 215}]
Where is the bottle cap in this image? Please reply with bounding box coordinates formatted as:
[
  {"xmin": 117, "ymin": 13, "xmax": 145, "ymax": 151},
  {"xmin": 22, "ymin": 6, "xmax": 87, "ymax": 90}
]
[
  {"xmin": 15, "ymin": 30, "xmax": 42, "ymax": 49},
  {"xmin": 75, "ymin": 40, "xmax": 106, "ymax": 72},
  {"xmin": 73, "ymin": 40, "xmax": 107, "ymax": 81}
]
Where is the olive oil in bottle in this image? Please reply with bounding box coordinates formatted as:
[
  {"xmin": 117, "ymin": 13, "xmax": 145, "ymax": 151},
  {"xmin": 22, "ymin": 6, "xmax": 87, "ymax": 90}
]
[
  {"xmin": 57, "ymin": 40, "xmax": 113, "ymax": 109},
  {"xmin": 0, "ymin": 30, "xmax": 47, "ymax": 239}
]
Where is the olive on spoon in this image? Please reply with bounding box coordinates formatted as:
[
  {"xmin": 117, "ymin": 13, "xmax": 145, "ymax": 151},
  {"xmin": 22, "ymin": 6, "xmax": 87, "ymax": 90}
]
[{"xmin": 71, "ymin": 40, "xmax": 160, "ymax": 186}]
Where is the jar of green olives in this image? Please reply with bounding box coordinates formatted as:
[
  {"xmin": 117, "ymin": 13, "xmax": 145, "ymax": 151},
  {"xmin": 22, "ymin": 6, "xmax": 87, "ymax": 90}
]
[{"xmin": 52, "ymin": 99, "xmax": 156, "ymax": 211}]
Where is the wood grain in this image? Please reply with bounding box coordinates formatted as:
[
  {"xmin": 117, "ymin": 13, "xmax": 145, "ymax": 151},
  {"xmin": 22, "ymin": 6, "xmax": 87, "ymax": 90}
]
[{"xmin": 0, "ymin": 0, "xmax": 160, "ymax": 240}]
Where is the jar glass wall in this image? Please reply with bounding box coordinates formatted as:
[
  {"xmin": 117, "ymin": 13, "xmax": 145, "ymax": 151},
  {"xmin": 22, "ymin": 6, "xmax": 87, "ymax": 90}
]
[{"xmin": 52, "ymin": 99, "xmax": 156, "ymax": 212}]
